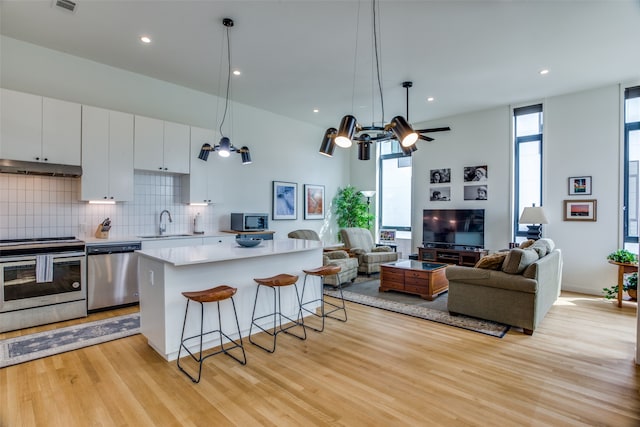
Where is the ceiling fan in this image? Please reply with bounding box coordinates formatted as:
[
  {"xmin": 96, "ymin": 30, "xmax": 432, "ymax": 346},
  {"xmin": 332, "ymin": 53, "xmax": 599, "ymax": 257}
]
[{"xmin": 400, "ymin": 81, "xmax": 451, "ymax": 144}]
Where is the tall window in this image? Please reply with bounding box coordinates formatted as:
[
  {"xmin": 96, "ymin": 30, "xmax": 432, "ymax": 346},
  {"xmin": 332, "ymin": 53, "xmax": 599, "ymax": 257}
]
[
  {"xmin": 513, "ymin": 104, "xmax": 543, "ymax": 240},
  {"xmin": 624, "ymin": 86, "xmax": 640, "ymax": 250},
  {"xmin": 379, "ymin": 140, "xmax": 412, "ymax": 237}
]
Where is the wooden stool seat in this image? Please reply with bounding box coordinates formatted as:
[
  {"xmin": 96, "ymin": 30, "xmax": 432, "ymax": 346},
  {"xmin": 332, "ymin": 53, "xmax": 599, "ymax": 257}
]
[
  {"xmin": 182, "ymin": 285, "xmax": 237, "ymax": 303},
  {"xmin": 253, "ymin": 274, "xmax": 299, "ymax": 287},
  {"xmin": 303, "ymin": 265, "xmax": 341, "ymax": 277}
]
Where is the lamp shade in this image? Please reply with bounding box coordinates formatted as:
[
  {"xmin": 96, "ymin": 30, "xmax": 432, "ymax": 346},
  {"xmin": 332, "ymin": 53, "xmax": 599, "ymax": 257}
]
[
  {"xmin": 357, "ymin": 134, "xmax": 371, "ymax": 160},
  {"xmin": 240, "ymin": 146, "xmax": 252, "ymax": 165},
  {"xmin": 198, "ymin": 143, "xmax": 212, "ymax": 161},
  {"xmin": 391, "ymin": 116, "xmax": 418, "ymax": 147},
  {"xmin": 361, "ymin": 190, "xmax": 376, "ymax": 198},
  {"xmin": 217, "ymin": 137, "xmax": 231, "ymax": 157},
  {"xmin": 519, "ymin": 206, "xmax": 549, "ymax": 224},
  {"xmin": 319, "ymin": 128, "xmax": 337, "ymax": 157},
  {"xmin": 335, "ymin": 115, "xmax": 356, "ymax": 148}
]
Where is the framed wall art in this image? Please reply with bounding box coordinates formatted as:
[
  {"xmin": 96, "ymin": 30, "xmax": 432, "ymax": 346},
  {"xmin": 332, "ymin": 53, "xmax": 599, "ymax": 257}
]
[
  {"xmin": 464, "ymin": 185, "xmax": 487, "ymax": 200},
  {"xmin": 568, "ymin": 176, "xmax": 592, "ymax": 195},
  {"xmin": 563, "ymin": 199, "xmax": 597, "ymax": 221},
  {"xmin": 304, "ymin": 184, "xmax": 325, "ymax": 220},
  {"xmin": 430, "ymin": 168, "xmax": 451, "ymax": 183},
  {"xmin": 430, "ymin": 186, "xmax": 451, "ymax": 201},
  {"xmin": 463, "ymin": 165, "xmax": 488, "ymax": 182},
  {"xmin": 273, "ymin": 181, "xmax": 297, "ymax": 220}
]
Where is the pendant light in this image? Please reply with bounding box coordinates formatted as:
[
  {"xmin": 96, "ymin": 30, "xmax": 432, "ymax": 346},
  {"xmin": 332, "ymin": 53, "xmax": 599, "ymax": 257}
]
[{"xmin": 198, "ymin": 18, "xmax": 252, "ymax": 164}]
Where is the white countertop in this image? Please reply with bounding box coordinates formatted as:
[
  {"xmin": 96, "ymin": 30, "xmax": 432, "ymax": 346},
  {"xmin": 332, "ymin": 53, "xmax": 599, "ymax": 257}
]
[
  {"xmin": 137, "ymin": 238, "xmax": 322, "ymax": 266},
  {"xmin": 82, "ymin": 233, "xmax": 229, "ymax": 245}
]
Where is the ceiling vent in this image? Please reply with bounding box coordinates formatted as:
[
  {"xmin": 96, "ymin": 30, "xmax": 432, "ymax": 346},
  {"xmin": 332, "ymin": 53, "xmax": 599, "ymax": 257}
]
[{"xmin": 52, "ymin": 0, "xmax": 78, "ymax": 13}]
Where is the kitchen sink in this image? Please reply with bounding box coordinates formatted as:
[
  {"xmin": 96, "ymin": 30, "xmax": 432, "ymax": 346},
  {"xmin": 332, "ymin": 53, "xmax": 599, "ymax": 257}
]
[{"xmin": 136, "ymin": 234, "xmax": 195, "ymax": 239}]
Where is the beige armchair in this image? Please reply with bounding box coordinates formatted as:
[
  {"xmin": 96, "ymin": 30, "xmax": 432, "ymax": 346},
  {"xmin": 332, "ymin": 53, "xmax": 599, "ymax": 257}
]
[
  {"xmin": 339, "ymin": 227, "xmax": 398, "ymax": 275},
  {"xmin": 287, "ymin": 229, "xmax": 358, "ymax": 286}
]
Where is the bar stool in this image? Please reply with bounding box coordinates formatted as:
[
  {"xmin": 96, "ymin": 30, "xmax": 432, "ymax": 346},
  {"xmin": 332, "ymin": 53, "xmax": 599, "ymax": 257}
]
[
  {"xmin": 177, "ymin": 285, "xmax": 246, "ymax": 383},
  {"xmin": 301, "ymin": 265, "xmax": 348, "ymax": 332},
  {"xmin": 249, "ymin": 273, "xmax": 306, "ymax": 353}
]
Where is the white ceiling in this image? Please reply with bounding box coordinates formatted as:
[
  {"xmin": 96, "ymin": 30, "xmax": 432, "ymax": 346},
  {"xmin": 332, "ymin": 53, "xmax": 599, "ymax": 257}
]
[{"xmin": 2, "ymin": 0, "xmax": 639, "ymax": 130}]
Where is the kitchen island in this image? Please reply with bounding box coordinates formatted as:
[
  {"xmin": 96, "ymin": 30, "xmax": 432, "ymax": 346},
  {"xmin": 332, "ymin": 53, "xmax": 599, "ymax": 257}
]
[{"xmin": 137, "ymin": 238, "xmax": 323, "ymax": 361}]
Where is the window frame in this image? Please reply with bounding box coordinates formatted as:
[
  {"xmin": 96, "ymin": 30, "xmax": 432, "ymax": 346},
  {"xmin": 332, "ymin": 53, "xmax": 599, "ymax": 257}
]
[
  {"xmin": 624, "ymin": 86, "xmax": 640, "ymax": 244},
  {"xmin": 378, "ymin": 141, "xmax": 412, "ymax": 232},
  {"xmin": 513, "ymin": 104, "xmax": 543, "ymax": 241}
]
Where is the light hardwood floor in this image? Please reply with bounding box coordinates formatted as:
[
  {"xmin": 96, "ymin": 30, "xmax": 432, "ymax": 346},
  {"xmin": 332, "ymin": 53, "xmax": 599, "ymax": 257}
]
[{"xmin": 1, "ymin": 292, "xmax": 639, "ymax": 426}]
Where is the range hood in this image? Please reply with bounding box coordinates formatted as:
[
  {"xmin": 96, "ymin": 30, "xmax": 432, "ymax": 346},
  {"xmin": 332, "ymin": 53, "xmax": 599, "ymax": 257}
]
[{"xmin": 0, "ymin": 159, "xmax": 82, "ymax": 177}]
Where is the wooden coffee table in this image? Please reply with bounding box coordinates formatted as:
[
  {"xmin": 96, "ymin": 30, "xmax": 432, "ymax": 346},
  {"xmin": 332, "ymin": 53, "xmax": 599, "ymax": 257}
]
[{"xmin": 380, "ymin": 260, "xmax": 449, "ymax": 300}]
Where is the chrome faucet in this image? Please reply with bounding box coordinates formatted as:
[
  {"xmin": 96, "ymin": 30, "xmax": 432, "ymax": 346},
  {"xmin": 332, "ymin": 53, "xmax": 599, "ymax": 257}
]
[{"xmin": 159, "ymin": 209, "xmax": 173, "ymax": 235}]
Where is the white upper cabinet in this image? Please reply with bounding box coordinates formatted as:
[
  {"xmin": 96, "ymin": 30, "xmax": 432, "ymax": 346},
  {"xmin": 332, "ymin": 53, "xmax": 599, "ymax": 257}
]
[
  {"xmin": 81, "ymin": 105, "xmax": 134, "ymax": 201},
  {"xmin": 0, "ymin": 88, "xmax": 81, "ymax": 165},
  {"xmin": 134, "ymin": 115, "xmax": 190, "ymax": 174},
  {"xmin": 182, "ymin": 126, "xmax": 216, "ymax": 204}
]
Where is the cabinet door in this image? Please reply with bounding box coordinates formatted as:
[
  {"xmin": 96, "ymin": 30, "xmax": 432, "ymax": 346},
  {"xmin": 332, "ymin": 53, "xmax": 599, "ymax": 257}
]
[
  {"xmin": 42, "ymin": 97, "xmax": 81, "ymax": 165},
  {"xmin": 163, "ymin": 121, "xmax": 190, "ymax": 173},
  {"xmin": 134, "ymin": 115, "xmax": 164, "ymax": 171},
  {"xmin": 182, "ymin": 126, "xmax": 214, "ymax": 203},
  {"xmin": 80, "ymin": 105, "xmax": 110, "ymax": 200},
  {"xmin": 0, "ymin": 88, "xmax": 42, "ymax": 161},
  {"xmin": 108, "ymin": 111, "xmax": 134, "ymax": 201}
]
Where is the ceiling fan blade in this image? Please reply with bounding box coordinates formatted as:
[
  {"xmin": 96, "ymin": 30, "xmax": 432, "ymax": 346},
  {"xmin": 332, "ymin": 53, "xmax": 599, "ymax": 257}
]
[
  {"xmin": 415, "ymin": 126, "xmax": 451, "ymax": 133},
  {"xmin": 418, "ymin": 135, "xmax": 435, "ymax": 142}
]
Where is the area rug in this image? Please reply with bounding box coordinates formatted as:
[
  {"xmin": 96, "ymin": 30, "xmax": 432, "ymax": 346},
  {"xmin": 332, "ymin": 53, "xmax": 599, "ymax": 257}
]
[
  {"xmin": 324, "ymin": 279, "xmax": 509, "ymax": 338},
  {"xmin": 0, "ymin": 313, "xmax": 140, "ymax": 368}
]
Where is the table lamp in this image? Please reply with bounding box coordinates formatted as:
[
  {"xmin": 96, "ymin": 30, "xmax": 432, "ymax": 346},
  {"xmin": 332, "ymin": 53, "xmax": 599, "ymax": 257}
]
[{"xmin": 519, "ymin": 205, "xmax": 549, "ymax": 240}]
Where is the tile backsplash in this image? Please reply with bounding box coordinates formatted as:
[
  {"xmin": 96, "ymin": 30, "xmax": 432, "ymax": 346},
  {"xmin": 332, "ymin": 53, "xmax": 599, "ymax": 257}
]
[{"xmin": 0, "ymin": 171, "xmax": 214, "ymax": 240}]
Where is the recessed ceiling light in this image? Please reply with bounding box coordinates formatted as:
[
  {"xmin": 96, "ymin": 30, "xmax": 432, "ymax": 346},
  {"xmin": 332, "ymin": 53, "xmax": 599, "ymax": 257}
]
[
  {"xmin": 313, "ymin": 109, "xmax": 319, "ymax": 113},
  {"xmin": 427, "ymin": 97, "xmax": 435, "ymax": 102},
  {"xmin": 233, "ymin": 70, "xmax": 241, "ymax": 76},
  {"xmin": 539, "ymin": 69, "xmax": 549, "ymax": 75},
  {"xmin": 140, "ymin": 36, "xmax": 152, "ymax": 44}
]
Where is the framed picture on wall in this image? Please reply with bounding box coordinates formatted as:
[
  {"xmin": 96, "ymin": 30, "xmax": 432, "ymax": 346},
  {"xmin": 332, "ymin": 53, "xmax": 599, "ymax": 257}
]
[
  {"xmin": 568, "ymin": 176, "xmax": 592, "ymax": 195},
  {"xmin": 463, "ymin": 185, "xmax": 487, "ymax": 200},
  {"xmin": 272, "ymin": 181, "xmax": 297, "ymax": 220},
  {"xmin": 430, "ymin": 186, "xmax": 451, "ymax": 201},
  {"xmin": 563, "ymin": 199, "xmax": 597, "ymax": 221},
  {"xmin": 304, "ymin": 184, "xmax": 325, "ymax": 220},
  {"xmin": 463, "ymin": 165, "xmax": 488, "ymax": 182},
  {"xmin": 430, "ymin": 168, "xmax": 451, "ymax": 183}
]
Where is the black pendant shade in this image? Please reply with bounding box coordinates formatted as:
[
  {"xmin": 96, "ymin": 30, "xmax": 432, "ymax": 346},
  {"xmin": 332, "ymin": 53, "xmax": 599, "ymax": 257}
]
[
  {"xmin": 335, "ymin": 115, "xmax": 357, "ymax": 148},
  {"xmin": 319, "ymin": 128, "xmax": 337, "ymax": 157}
]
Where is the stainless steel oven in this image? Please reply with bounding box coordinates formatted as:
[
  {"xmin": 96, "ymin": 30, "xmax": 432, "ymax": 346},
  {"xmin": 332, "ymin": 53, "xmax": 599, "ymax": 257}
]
[{"xmin": 0, "ymin": 237, "xmax": 87, "ymax": 333}]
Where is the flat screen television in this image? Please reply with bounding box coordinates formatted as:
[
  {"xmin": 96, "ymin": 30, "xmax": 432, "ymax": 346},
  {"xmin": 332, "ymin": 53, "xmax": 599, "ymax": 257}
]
[{"xmin": 423, "ymin": 209, "xmax": 485, "ymax": 249}]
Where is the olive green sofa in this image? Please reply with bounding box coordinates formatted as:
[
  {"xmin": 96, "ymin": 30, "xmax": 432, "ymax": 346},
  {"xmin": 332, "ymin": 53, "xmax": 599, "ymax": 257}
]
[{"xmin": 445, "ymin": 238, "xmax": 562, "ymax": 335}]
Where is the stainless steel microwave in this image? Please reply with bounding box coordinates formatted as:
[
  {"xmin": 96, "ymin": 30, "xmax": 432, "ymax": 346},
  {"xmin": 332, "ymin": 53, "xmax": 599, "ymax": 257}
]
[{"xmin": 230, "ymin": 213, "xmax": 268, "ymax": 231}]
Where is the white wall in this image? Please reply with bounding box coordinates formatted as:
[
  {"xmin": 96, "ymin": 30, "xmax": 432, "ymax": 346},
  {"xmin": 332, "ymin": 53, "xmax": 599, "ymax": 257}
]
[
  {"xmin": 0, "ymin": 36, "xmax": 349, "ymax": 242},
  {"xmin": 411, "ymin": 107, "xmax": 512, "ymax": 254},
  {"xmin": 544, "ymin": 85, "xmax": 620, "ymax": 294}
]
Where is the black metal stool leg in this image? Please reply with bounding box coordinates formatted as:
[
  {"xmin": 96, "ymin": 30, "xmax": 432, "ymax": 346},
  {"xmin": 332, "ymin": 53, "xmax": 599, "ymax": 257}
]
[
  {"xmin": 324, "ymin": 272, "xmax": 348, "ymax": 322},
  {"xmin": 301, "ymin": 273, "xmax": 326, "ymax": 332}
]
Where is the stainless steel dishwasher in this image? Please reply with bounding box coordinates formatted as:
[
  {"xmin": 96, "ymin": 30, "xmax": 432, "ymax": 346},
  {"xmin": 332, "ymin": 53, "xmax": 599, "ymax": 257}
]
[{"xmin": 86, "ymin": 241, "xmax": 141, "ymax": 312}]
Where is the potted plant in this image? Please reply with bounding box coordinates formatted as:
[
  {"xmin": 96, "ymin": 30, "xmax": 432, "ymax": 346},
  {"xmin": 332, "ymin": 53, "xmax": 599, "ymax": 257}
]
[
  {"xmin": 606, "ymin": 249, "xmax": 638, "ymax": 265},
  {"xmin": 603, "ymin": 272, "xmax": 637, "ymax": 300},
  {"xmin": 333, "ymin": 186, "xmax": 373, "ymax": 230}
]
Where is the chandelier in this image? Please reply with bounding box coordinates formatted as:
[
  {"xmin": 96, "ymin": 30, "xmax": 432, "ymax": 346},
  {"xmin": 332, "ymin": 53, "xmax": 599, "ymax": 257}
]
[
  {"xmin": 319, "ymin": 1, "xmax": 450, "ymax": 160},
  {"xmin": 198, "ymin": 18, "xmax": 252, "ymax": 164}
]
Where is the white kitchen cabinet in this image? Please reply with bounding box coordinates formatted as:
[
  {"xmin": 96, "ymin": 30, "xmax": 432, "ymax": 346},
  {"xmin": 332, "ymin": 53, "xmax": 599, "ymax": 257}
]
[
  {"xmin": 134, "ymin": 115, "xmax": 190, "ymax": 174},
  {"xmin": 181, "ymin": 126, "xmax": 216, "ymax": 204},
  {"xmin": 81, "ymin": 105, "xmax": 134, "ymax": 201},
  {"xmin": 0, "ymin": 88, "xmax": 81, "ymax": 165}
]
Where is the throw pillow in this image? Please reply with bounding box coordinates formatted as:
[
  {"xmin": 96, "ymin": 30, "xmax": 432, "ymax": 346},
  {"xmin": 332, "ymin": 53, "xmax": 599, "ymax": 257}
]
[
  {"xmin": 502, "ymin": 248, "xmax": 540, "ymax": 274},
  {"xmin": 474, "ymin": 252, "xmax": 509, "ymax": 270},
  {"xmin": 530, "ymin": 239, "xmax": 552, "ymax": 258},
  {"xmin": 519, "ymin": 239, "xmax": 535, "ymax": 249}
]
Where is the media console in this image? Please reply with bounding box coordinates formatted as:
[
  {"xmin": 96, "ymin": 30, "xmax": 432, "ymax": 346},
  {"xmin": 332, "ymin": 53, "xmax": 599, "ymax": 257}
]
[{"xmin": 418, "ymin": 246, "xmax": 487, "ymax": 267}]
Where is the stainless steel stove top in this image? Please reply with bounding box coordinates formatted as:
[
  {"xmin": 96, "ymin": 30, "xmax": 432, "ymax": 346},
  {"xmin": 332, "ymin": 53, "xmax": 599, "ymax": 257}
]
[{"xmin": 0, "ymin": 237, "xmax": 85, "ymax": 257}]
